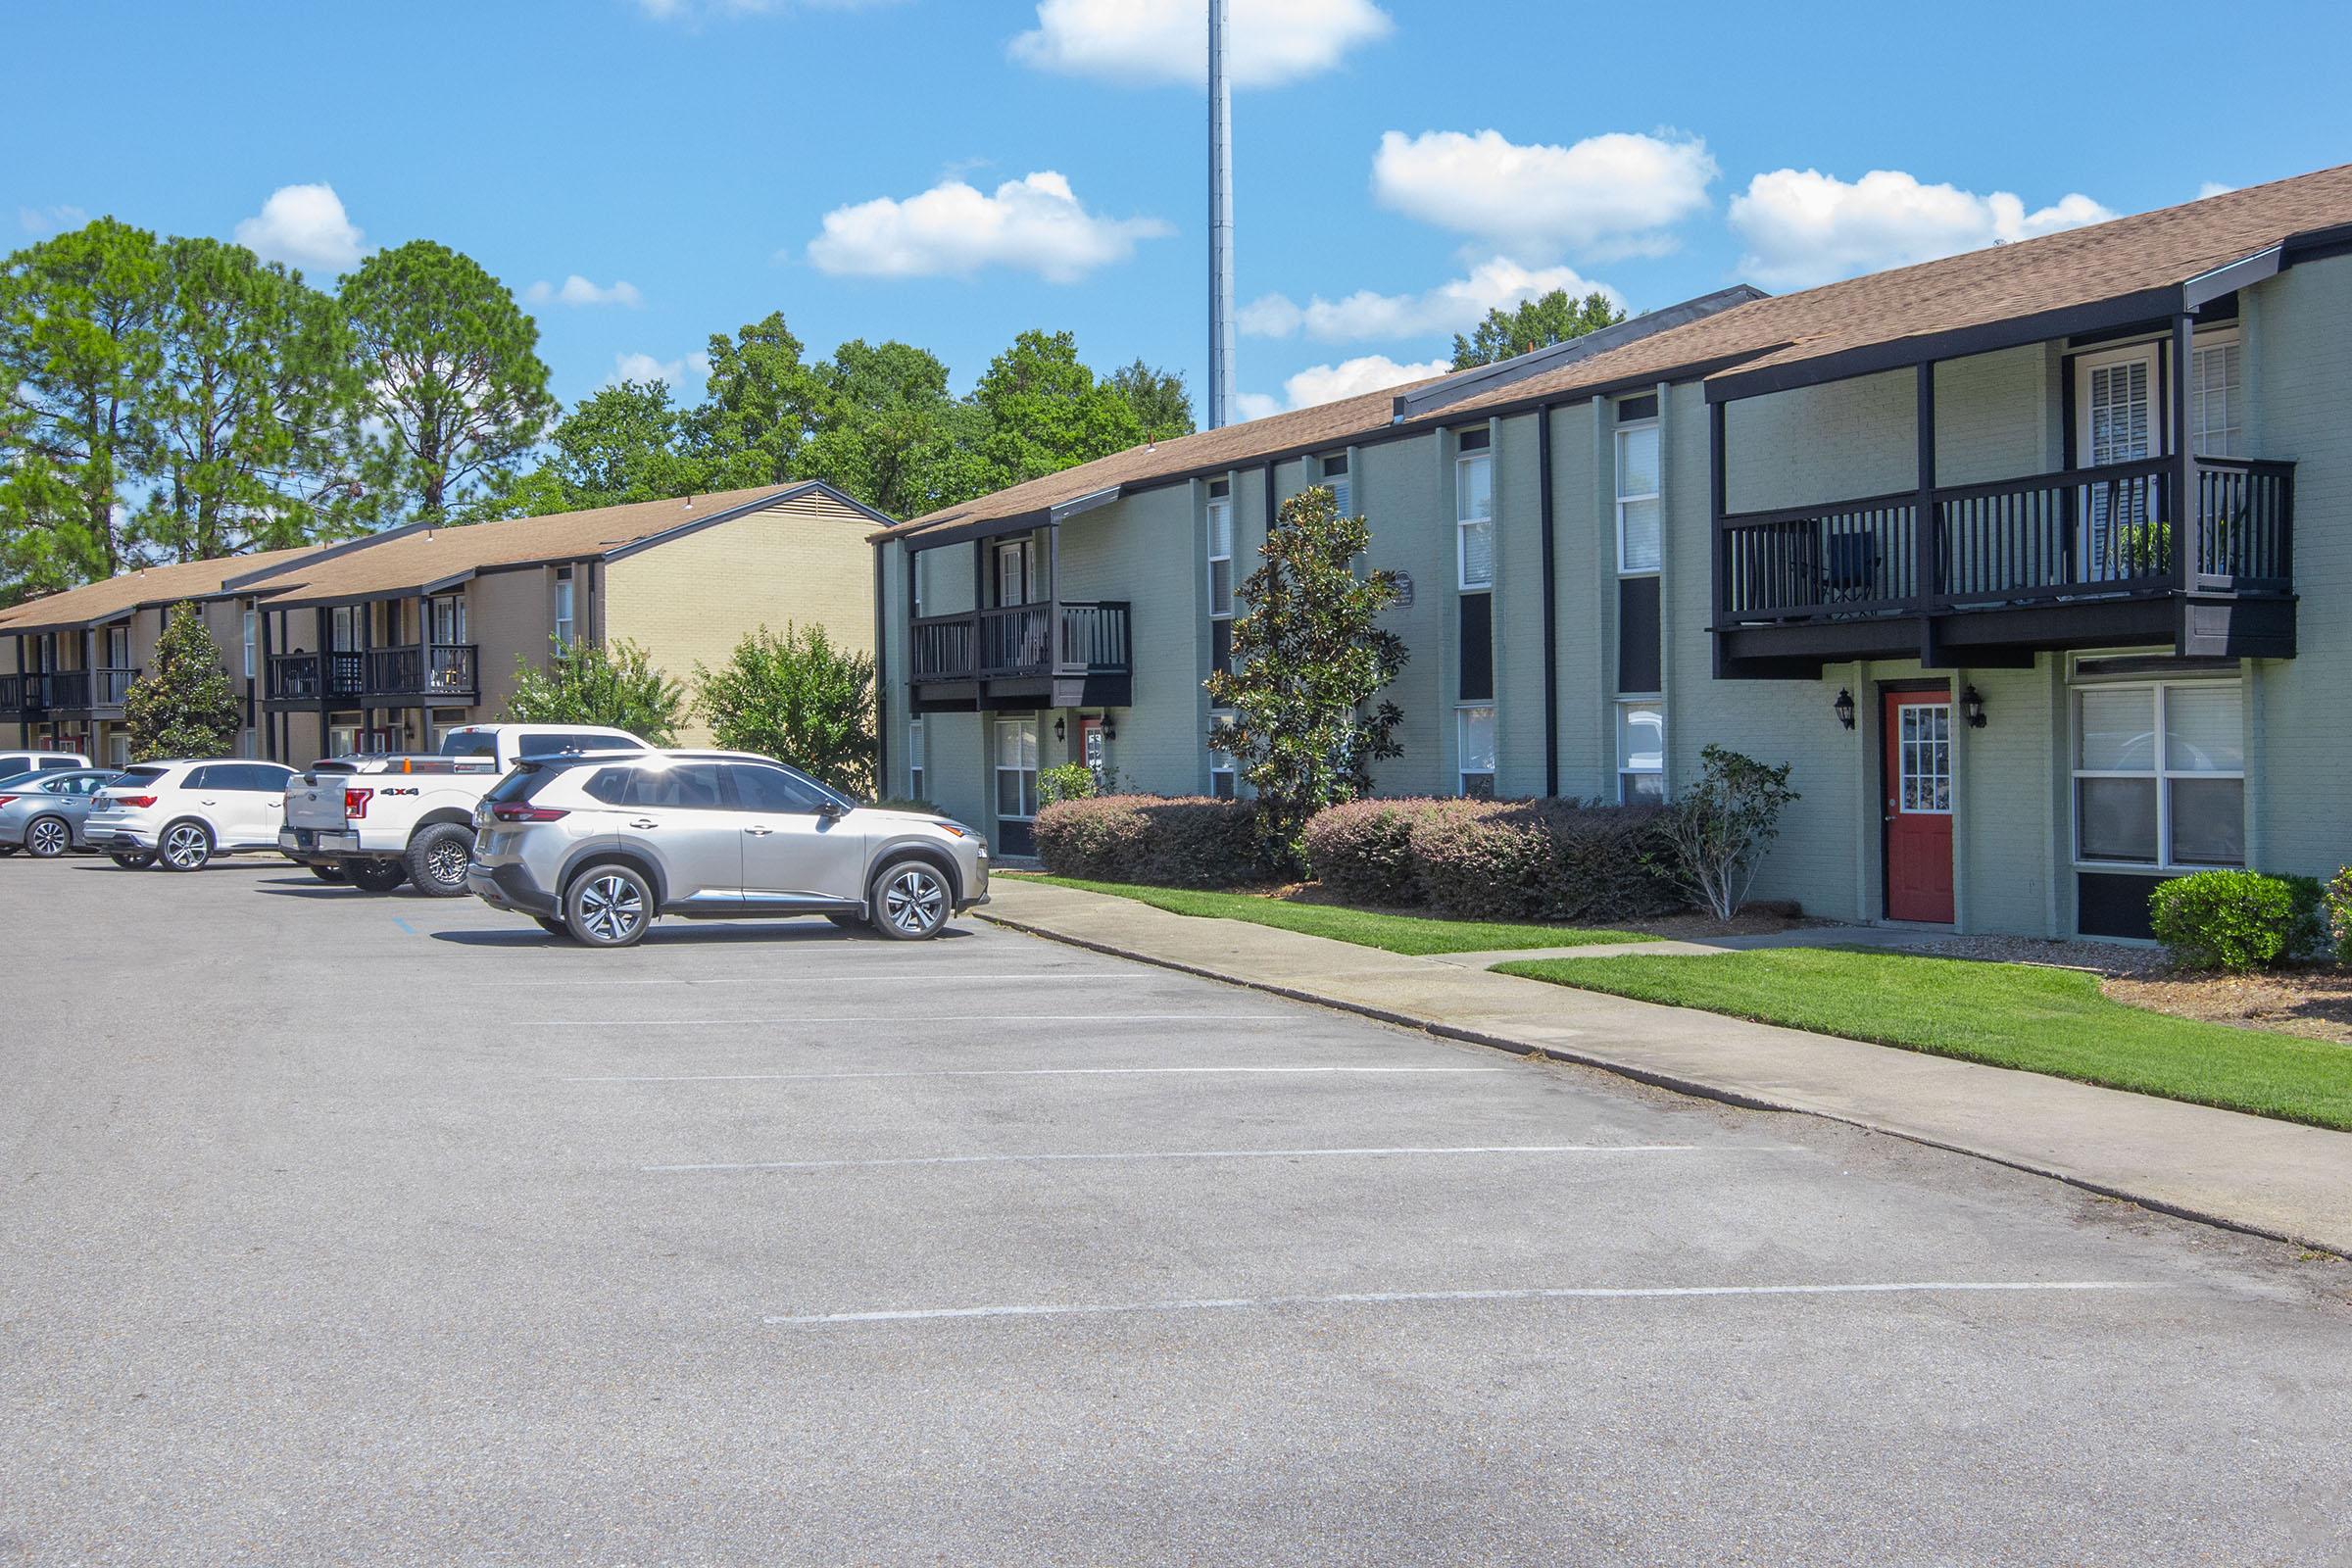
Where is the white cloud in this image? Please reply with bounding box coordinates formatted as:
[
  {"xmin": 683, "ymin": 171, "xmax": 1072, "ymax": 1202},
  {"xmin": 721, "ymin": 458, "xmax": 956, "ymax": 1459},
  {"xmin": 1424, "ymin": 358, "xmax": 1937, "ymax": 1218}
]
[
  {"xmin": 233, "ymin": 183, "xmax": 368, "ymax": 272},
  {"xmin": 806, "ymin": 170, "xmax": 1170, "ymax": 283},
  {"xmin": 1010, "ymin": 0, "xmax": 1390, "ymax": 87},
  {"xmin": 1728, "ymin": 168, "xmax": 2115, "ymax": 290},
  {"xmin": 610, "ymin": 350, "xmax": 712, "ymax": 389},
  {"xmin": 1236, "ymin": 353, "xmax": 1451, "ymax": 420},
  {"xmin": 2197, "ymin": 180, "xmax": 2235, "ymax": 200},
  {"xmin": 1241, "ymin": 257, "xmax": 1620, "ymax": 344},
  {"xmin": 18, "ymin": 204, "xmax": 87, "ymax": 235},
  {"xmin": 1373, "ymin": 128, "xmax": 1716, "ymax": 260},
  {"xmin": 524, "ymin": 275, "xmax": 645, "ymax": 308}
]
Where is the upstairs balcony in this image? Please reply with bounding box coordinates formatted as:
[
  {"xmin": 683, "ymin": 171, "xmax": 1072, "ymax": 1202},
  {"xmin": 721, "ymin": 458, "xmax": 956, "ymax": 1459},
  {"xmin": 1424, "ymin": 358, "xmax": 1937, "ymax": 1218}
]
[
  {"xmin": 26, "ymin": 667, "xmax": 139, "ymax": 716},
  {"xmin": 909, "ymin": 601, "xmax": 1131, "ymax": 710},
  {"xmin": 266, "ymin": 644, "xmax": 480, "ymax": 705},
  {"xmin": 1712, "ymin": 456, "xmax": 2294, "ymax": 677},
  {"xmin": 0, "ymin": 673, "xmax": 22, "ymax": 718}
]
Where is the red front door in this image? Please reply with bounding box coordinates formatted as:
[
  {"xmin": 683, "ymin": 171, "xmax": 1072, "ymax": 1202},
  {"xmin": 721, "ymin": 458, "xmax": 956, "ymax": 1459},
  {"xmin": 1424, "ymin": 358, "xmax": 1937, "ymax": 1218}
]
[{"xmin": 1883, "ymin": 690, "xmax": 1955, "ymax": 923}]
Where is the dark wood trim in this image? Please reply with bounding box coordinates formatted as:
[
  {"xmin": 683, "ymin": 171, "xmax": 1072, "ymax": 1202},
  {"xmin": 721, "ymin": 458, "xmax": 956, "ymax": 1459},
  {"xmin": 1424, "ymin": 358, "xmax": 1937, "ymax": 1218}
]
[
  {"xmin": 2171, "ymin": 312, "xmax": 2197, "ymax": 649},
  {"xmin": 1914, "ymin": 363, "xmax": 1939, "ymax": 668}
]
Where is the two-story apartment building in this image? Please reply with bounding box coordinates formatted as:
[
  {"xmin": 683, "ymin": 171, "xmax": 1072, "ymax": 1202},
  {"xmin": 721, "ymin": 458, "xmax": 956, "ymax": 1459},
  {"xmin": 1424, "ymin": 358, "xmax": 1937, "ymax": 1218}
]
[
  {"xmin": 875, "ymin": 164, "xmax": 2352, "ymax": 940},
  {"xmin": 3, "ymin": 479, "xmax": 887, "ymax": 768}
]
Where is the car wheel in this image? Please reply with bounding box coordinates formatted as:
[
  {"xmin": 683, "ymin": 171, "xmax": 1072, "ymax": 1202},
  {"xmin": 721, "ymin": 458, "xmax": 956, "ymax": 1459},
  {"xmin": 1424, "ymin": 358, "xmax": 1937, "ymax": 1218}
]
[
  {"xmin": 158, "ymin": 819, "xmax": 214, "ymax": 872},
  {"xmin": 566, "ymin": 862, "xmax": 653, "ymax": 949},
  {"xmin": 308, "ymin": 863, "xmax": 347, "ymax": 883},
  {"xmin": 534, "ymin": 916, "xmax": 574, "ymax": 941},
  {"xmin": 110, "ymin": 850, "xmax": 155, "ymax": 870},
  {"xmin": 348, "ymin": 859, "xmax": 409, "ymax": 894},
  {"xmin": 405, "ymin": 822, "xmax": 475, "ymax": 898},
  {"xmin": 869, "ymin": 859, "xmax": 951, "ymax": 941},
  {"xmin": 24, "ymin": 816, "xmax": 71, "ymax": 858}
]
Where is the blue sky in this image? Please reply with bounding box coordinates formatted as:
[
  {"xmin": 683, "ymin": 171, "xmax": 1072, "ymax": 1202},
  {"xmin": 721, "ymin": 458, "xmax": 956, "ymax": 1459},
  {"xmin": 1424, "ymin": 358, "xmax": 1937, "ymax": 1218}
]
[{"xmin": 7, "ymin": 0, "xmax": 2348, "ymax": 423}]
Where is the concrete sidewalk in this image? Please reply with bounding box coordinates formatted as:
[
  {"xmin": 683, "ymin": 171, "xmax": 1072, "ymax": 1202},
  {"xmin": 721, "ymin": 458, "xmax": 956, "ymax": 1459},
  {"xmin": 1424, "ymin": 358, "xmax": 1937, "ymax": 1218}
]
[{"xmin": 978, "ymin": 878, "xmax": 2352, "ymax": 1256}]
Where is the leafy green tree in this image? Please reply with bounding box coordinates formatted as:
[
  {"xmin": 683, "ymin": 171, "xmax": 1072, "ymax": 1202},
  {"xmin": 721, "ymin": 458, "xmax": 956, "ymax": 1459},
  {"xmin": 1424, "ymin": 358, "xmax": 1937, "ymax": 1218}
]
[
  {"xmin": 691, "ymin": 311, "xmax": 825, "ymax": 490},
  {"xmin": 1205, "ymin": 485, "xmax": 1408, "ymax": 867},
  {"xmin": 339, "ymin": 240, "xmax": 556, "ymax": 522},
  {"xmin": 514, "ymin": 378, "xmax": 711, "ymax": 515},
  {"xmin": 968, "ymin": 329, "xmax": 1145, "ymax": 493},
  {"xmin": 1652, "ymin": 745, "xmax": 1800, "ymax": 922},
  {"xmin": 799, "ymin": 338, "xmax": 984, "ymax": 519},
  {"xmin": 140, "ymin": 236, "xmax": 368, "ymax": 562},
  {"xmin": 1106, "ymin": 359, "xmax": 1197, "ymax": 442},
  {"xmin": 0, "ymin": 218, "xmax": 166, "ymax": 601},
  {"xmin": 1450, "ymin": 288, "xmax": 1625, "ymax": 369},
  {"xmin": 503, "ymin": 635, "xmax": 684, "ymax": 744},
  {"xmin": 122, "ymin": 601, "xmax": 242, "ymax": 760},
  {"xmin": 693, "ymin": 622, "xmax": 876, "ymax": 795}
]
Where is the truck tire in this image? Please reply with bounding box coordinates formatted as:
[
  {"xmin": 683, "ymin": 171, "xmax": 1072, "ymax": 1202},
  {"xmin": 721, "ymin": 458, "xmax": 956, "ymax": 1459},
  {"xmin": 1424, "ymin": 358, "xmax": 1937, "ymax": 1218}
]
[
  {"xmin": 349, "ymin": 859, "xmax": 409, "ymax": 894},
  {"xmin": 405, "ymin": 822, "xmax": 475, "ymax": 898}
]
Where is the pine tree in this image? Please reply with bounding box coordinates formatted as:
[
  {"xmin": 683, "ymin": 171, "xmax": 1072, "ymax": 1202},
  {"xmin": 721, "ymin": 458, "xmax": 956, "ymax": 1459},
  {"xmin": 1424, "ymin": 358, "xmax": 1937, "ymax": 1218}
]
[{"xmin": 122, "ymin": 602, "xmax": 242, "ymax": 760}]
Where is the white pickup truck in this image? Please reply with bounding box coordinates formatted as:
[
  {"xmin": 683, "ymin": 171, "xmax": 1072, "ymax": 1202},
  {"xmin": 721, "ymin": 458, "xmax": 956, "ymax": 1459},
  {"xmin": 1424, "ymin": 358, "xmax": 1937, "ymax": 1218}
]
[{"xmin": 279, "ymin": 722, "xmax": 648, "ymax": 895}]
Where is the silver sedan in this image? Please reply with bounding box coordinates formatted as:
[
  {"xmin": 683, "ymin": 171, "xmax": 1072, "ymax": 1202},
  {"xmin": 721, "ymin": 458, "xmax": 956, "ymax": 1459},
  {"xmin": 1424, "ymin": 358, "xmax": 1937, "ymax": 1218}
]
[{"xmin": 0, "ymin": 769, "xmax": 124, "ymax": 858}]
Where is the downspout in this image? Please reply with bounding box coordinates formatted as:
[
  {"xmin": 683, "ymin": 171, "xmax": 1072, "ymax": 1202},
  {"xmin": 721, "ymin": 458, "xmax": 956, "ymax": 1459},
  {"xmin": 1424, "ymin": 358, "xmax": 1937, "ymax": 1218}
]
[{"xmin": 1539, "ymin": 406, "xmax": 1558, "ymax": 798}]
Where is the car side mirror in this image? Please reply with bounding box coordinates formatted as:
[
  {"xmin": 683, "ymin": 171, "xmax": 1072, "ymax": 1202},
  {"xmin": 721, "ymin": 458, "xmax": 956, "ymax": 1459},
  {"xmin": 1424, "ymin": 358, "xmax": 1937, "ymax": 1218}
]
[{"xmin": 816, "ymin": 800, "xmax": 845, "ymax": 821}]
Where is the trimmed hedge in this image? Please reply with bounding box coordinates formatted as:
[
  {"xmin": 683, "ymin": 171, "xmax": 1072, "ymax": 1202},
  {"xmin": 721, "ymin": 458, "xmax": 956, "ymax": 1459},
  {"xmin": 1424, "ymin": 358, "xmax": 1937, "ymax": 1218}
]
[
  {"xmin": 2148, "ymin": 869, "xmax": 2328, "ymax": 972},
  {"xmin": 1033, "ymin": 795, "xmax": 1267, "ymax": 889},
  {"xmin": 1305, "ymin": 796, "xmax": 1687, "ymax": 922}
]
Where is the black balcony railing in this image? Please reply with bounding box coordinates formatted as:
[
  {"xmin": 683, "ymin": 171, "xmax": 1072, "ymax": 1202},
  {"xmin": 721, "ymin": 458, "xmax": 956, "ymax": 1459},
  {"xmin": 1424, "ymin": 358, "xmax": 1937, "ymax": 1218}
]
[
  {"xmin": 0, "ymin": 673, "xmax": 22, "ymax": 713},
  {"xmin": 911, "ymin": 601, "xmax": 1130, "ymax": 684},
  {"xmin": 268, "ymin": 644, "xmax": 479, "ymax": 702},
  {"xmin": 1716, "ymin": 457, "xmax": 2293, "ymax": 629}
]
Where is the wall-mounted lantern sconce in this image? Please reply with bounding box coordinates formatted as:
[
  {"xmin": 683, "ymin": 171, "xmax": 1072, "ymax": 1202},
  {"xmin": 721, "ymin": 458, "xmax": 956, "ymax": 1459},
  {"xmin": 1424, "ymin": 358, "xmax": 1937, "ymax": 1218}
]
[
  {"xmin": 1961, "ymin": 685, "xmax": 1988, "ymax": 729},
  {"xmin": 1102, "ymin": 714, "xmax": 1118, "ymax": 742},
  {"xmin": 1833, "ymin": 688, "xmax": 1856, "ymax": 731},
  {"xmin": 1053, "ymin": 716, "xmax": 1067, "ymax": 743}
]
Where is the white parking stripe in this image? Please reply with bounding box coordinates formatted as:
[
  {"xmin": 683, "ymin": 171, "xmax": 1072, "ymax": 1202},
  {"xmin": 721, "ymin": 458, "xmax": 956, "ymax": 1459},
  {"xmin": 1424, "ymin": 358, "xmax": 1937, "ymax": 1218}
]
[
  {"xmin": 570, "ymin": 1065, "xmax": 1511, "ymax": 1084},
  {"xmin": 646, "ymin": 1143, "xmax": 1782, "ymax": 1174},
  {"xmin": 521, "ymin": 1012, "xmax": 1293, "ymax": 1028},
  {"xmin": 482, "ymin": 973, "xmax": 1157, "ymax": 987},
  {"xmin": 765, "ymin": 1280, "xmax": 2161, "ymax": 1326}
]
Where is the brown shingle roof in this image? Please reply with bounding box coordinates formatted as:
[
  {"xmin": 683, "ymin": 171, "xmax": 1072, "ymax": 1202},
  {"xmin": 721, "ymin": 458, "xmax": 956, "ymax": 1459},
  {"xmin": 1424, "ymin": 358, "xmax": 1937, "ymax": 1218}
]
[
  {"xmin": 883, "ymin": 160, "xmax": 2352, "ymax": 543},
  {"xmin": 236, "ymin": 483, "xmax": 850, "ymax": 605},
  {"xmin": 0, "ymin": 543, "xmax": 326, "ymax": 634}
]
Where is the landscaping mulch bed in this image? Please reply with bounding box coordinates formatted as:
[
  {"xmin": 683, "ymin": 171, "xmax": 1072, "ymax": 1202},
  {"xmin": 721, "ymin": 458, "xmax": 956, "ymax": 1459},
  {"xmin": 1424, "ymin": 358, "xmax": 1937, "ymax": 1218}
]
[{"xmin": 1926, "ymin": 934, "xmax": 2352, "ymax": 1047}]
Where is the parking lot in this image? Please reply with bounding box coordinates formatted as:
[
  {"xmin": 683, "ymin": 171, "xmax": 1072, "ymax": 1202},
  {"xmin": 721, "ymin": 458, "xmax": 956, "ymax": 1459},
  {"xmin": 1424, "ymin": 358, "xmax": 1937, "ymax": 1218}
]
[{"xmin": 5, "ymin": 855, "xmax": 2350, "ymax": 1565}]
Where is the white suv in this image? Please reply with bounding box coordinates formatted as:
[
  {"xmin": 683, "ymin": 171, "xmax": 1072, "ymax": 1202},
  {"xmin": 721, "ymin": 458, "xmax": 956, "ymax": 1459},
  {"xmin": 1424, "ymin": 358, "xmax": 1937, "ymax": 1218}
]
[{"xmin": 87, "ymin": 759, "xmax": 301, "ymax": 871}]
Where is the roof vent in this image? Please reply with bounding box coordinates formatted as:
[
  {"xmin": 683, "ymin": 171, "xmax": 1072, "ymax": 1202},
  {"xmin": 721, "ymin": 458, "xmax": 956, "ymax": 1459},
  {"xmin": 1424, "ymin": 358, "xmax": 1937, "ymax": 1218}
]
[{"xmin": 1391, "ymin": 283, "xmax": 1771, "ymax": 420}]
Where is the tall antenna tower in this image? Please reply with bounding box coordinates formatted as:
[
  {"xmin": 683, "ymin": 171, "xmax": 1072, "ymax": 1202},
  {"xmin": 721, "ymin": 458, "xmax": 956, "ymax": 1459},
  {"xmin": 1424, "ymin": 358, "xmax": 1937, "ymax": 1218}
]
[{"xmin": 1206, "ymin": 0, "xmax": 1236, "ymax": 427}]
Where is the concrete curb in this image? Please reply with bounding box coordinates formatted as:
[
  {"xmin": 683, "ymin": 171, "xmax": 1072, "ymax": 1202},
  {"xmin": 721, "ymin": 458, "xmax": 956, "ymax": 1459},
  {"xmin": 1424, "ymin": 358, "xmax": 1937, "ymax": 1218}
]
[{"xmin": 976, "ymin": 906, "xmax": 2350, "ymax": 1258}]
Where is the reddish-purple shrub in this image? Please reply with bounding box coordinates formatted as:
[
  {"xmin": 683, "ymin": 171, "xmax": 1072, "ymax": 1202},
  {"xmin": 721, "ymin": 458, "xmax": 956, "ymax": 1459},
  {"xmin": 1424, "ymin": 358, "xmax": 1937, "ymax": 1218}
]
[
  {"xmin": 1033, "ymin": 795, "xmax": 1267, "ymax": 888},
  {"xmin": 1403, "ymin": 798, "xmax": 1687, "ymax": 921},
  {"xmin": 1299, "ymin": 798, "xmax": 1438, "ymax": 906}
]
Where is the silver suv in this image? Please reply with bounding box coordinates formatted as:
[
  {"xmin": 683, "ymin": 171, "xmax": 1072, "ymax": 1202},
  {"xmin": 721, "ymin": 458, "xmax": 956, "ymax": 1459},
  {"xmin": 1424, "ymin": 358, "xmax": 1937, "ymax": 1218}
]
[{"xmin": 466, "ymin": 751, "xmax": 989, "ymax": 948}]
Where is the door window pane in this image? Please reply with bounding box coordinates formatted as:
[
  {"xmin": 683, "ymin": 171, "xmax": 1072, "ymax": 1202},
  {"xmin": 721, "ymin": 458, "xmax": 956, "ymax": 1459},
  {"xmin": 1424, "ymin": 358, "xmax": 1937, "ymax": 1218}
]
[
  {"xmin": 626, "ymin": 762, "xmax": 724, "ymax": 809},
  {"xmin": 2169, "ymin": 777, "xmax": 2244, "ymax": 866},
  {"xmin": 730, "ymin": 764, "xmax": 830, "ymax": 813},
  {"xmin": 2076, "ymin": 688, "xmax": 2154, "ymax": 771},
  {"xmin": 2164, "ymin": 685, "xmax": 2241, "ymax": 772},
  {"xmin": 2077, "ymin": 777, "xmax": 2158, "ymax": 862}
]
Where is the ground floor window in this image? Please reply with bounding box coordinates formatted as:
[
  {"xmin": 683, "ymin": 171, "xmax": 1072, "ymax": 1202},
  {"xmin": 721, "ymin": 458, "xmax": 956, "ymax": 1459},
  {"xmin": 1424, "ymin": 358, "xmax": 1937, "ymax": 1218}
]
[
  {"xmin": 994, "ymin": 716, "xmax": 1038, "ymax": 820},
  {"xmin": 1456, "ymin": 705, "xmax": 1495, "ymax": 798},
  {"xmin": 2073, "ymin": 678, "xmax": 2243, "ymax": 869},
  {"xmin": 1208, "ymin": 710, "xmax": 1237, "ymax": 799},
  {"xmin": 907, "ymin": 716, "xmax": 926, "ymax": 801},
  {"xmin": 1617, "ymin": 701, "xmax": 1664, "ymax": 803},
  {"xmin": 327, "ymin": 712, "xmax": 364, "ymax": 758}
]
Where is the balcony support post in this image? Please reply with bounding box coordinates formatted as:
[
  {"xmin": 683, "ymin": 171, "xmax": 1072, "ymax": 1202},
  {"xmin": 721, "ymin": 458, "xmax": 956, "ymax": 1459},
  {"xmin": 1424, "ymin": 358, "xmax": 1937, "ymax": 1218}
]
[
  {"xmin": 259, "ymin": 606, "xmax": 275, "ymax": 760},
  {"xmin": 415, "ymin": 589, "xmax": 430, "ymax": 751},
  {"xmin": 2171, "ymin": 311, "xmax": 2197, "ymax": 655},
  {"xmin": 1708, "ymin": 397, "xmax": 1730, "ymax": 680},
  {"xmin": 1915, "ymin": 361, "xmax": 1943, "ymax": 668}
]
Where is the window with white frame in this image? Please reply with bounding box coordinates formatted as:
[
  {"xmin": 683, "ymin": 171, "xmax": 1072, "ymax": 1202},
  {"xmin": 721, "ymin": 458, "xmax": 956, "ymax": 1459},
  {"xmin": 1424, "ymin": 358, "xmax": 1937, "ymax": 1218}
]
[
  {"xmin": 2073, "ymin": 679, "xmax": 2243, "ymax": 869},
  {"xmin": 429, "ymin": 594, "xmax": 466, "ymax": 646},
  {"xmin": 1208, "ymin": 710, "xmax": 1238, "ymax": 799},
  {"xmin": 553, "ymin": 568, "xmax": 575, "ymax": 648},
  {"xmin": 1616, "ymin": 415, "xmax": 1662, "ymax": 574},
  {"xmin": 1617, "ymin": 702, "xmax": 1664, "ymax": 803},
  {"xmin": 1320, "ymin": 452, "xmax": 1351, "ymax": 518},
  {"xmin": 994, "ymin": 716, "xmax": 1039, "ymax": 821},
  {"xmin": 907, "ymin": 716, "xmax": 926, "ymax": 800},
  {"xmin": 2191, "ymin": 332, "xmax": 2243, "ymax": 458},
  {"xmin": 1455, "ymin": 428, "xmax": 1493, "ymax": 589},
  {"xmin": 242, "ymin": 611, "xmax": 257, "ymax": 678},
  {"xmin": 1206, "ymin": 480, "xmax": 1234, "ymax": 619},
  {"xmin": 1456, "ymin": 705, "xmax": 1495, "ymax": 798}
]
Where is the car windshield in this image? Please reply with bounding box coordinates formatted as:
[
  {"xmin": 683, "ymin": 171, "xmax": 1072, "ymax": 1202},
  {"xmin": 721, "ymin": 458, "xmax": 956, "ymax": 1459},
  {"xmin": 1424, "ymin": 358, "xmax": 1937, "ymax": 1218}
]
[
  {"xmin": 483, "ymin": 761, "xmax": 576, "ymax": 805},
  {"xmin": 440, "ymin": 731, "xmax": 499, "ymax": 759}
]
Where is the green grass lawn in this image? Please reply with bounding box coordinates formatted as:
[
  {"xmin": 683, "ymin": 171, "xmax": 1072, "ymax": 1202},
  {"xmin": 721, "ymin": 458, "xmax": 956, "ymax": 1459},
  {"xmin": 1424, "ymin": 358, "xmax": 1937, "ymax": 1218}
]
[
  {"xmin": 1495, "ymin": 946, "xmax": 2352, "ymax": 1132},
  {"xmin": 1012, "ymin": 874, "xmax": 1656, "ymax": 957}
]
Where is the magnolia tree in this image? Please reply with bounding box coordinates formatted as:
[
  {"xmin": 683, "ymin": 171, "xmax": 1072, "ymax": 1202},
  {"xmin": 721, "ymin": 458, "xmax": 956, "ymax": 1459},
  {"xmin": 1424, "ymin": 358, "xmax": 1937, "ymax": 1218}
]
[
  {"xmin": 122, "ymin": 601, "xmax": 241, "ymax": 760},
  {"xmin": 1205, "ymin": 484, "xmax": 1407, "ymax": 868},
  {"xmin": 504, "ymin": 635, "xmax": 685, "ymax": 744},
  {"xmin": 1654, "ymin": 744, "xmax": 1800, "ymax": 922}
]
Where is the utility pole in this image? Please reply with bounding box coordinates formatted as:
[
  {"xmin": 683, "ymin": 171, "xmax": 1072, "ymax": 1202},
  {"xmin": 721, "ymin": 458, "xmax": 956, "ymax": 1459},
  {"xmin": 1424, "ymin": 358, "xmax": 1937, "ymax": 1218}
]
[{"xmin": 1207, "ymin": 0, "xmax": 1236, "ymax": 427}]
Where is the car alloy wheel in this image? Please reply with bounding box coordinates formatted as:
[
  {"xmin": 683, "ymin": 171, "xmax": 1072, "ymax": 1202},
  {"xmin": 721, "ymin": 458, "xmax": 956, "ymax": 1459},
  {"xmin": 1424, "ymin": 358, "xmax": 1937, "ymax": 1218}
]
[
  {"xmin": 877, "ymin": 863, "xmax": 949, "ymax": 939},
  {"xmin": 161, "ymin": 821, "xmax": 212, "ymax": 871},
  {"xmin": 25, "ymin": 816, "xmax": 71, "ymax": 858},
  {"xmin": 574, "ymin": 870, "xmax": 647, "ymax": 946}
]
